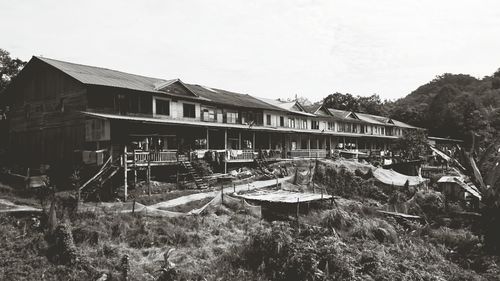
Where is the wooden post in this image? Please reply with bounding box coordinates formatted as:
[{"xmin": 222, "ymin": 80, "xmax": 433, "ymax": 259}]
[
  {"xmin": 132, "ymin": 198, "xmax": 136, "ymax": 214},
  {"xmin": 147, "ymin": 152, "xmax": 151, "ymax": 196},
  {"xmin": 123, "ymin": 145, "xmax": 128, "ymax": 201},
  {"xmin": 238, "ymin": 131, "xmax": 242, "ymax": 149},
  {"xmin": 233, "ymin": 183, "xmax": 236, "ymax": 193},
  {"xmin": 307, "ymin": 136, "xmax": 311, "ymax": 158},
  {"xmin": 221, "ymin": 183, "xmax": 224, "ymax": 203},
  {"xmin": 206, "ymin": 128, "xmax": 210, "ymax": 149},
  {"xmin": 133, "ymin": 170, "xmax": 137, "ymax": 187},
  {"xmin": 268, "ymin": 133, "xmax": 272, "ymax": 149},
  {"xmin": 224, "ymin": 129, "xmax": 228, "ymax": 149},
  {"xmin": 132, "ymin": 150, "xmax": 137, "ymax": 187},
  {"xmin": 110, "ymin": 144, "xmax": 114, "ymax": 163},
  {"xmin": 224, "ymin": 129, "xmax": 228, "ymax": 174},
  {"xmin": 252, "ymin": 131, "xmax": 256, "ymax": 150},
  {"xmin": 176, "ymin": 168, "xmax": 179, "ymax": 183},
  {"xmin": 296, "ymin": 197, "xmax": 300, "ymax": 226},
  {"xmin": 25, "ymin": 168, "xmax": 31, "ymax": 190}
]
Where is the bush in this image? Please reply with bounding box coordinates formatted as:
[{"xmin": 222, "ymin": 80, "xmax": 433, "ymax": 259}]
[
  {"xmin": 429, "ymin": 227, "xmax": 480, "ymax": 255},
  {"xmin": 350, "ymin": 218, "xmax": 398, "ymax": 243},
  {"xmin": 320, "ymin": 209, "xmax": 359, "ymax": 231}
]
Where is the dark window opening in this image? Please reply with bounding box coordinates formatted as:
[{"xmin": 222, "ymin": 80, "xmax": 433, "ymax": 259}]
[
  {"xmin": 183, "ymin": 103, "xmax": 196, "ymax": 118},
  {"xmin": 266, "ymin": 114, "xmax": 271, "ymax": 125},
  {"xmin": 156, "ymin": 99, "xmax": 170, "ymax": 115}
]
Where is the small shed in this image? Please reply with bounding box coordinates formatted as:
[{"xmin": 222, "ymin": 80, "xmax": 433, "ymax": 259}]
[{"xmin": 437, "ymin": 176, "xmax": 481, "ymax": 209}]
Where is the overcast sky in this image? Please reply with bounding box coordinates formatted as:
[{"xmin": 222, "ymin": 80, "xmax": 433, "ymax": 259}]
[{"xmin": 2, "ymin": 0, "xmax": 500, "ymax": 102}]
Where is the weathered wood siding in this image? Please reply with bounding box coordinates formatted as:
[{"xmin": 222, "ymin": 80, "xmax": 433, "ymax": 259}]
[{"xmin": 6, "ymin": 58, "xmax": 87, "ymax": 167}]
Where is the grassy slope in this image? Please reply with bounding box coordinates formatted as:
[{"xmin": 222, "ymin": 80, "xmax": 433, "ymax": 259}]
[{"xmin": 1, "ymin": 158, "xmax": 500, "ymax": 281}]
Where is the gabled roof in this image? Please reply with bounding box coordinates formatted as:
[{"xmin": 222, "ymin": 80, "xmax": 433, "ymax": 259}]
[
  {"xmin": 32, "ymin": 56, "xmax": 285, "ymax": 111},
  {"xmin": 355, "ymin": 112, "xmax": 388, "ymax": 125},
  {"xmin": 254, "ymin": 97, "xmax": 316, "ymax": 116},
  {"xmin": 326, "ymin": 108, "xmax": 354, "ymax": 119},
  {"xmin": 319, "ymin": 105, "xmax": 419, "ymax": 128},
  {"xmin": 35, "ymin": 56, "xmax": 167, "ymax": 93},
  {"xmin": 185, "ymin": 84, "xmax": 285, "ymax": 111}
]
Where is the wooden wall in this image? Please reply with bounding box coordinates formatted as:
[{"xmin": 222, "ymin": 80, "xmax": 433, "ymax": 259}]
[{"xmin": 5, "ymin": 58, "xmax": 87, "ymax": 169}]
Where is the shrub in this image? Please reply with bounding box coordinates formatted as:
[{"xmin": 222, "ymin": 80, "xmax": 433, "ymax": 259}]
[
  {"xmin": 429, "ymin": 227, "xmax": 480, "ymax": 255},
  {"xmin": 320, "ymin": 209, "xmax": 359, "ymax": 231}
]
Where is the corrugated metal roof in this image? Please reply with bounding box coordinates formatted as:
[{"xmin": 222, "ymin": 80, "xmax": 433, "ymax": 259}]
[
  {"xmin": 35, "ymin": 57, "xmax": 285, "ymax": 111},
  {"xmin": 184, "ymin": 84, "xmax": 285, "ymax": 111},
  {"xmin": 356, "ymin": 113, "xmax": 387, "ymax": 125},
  {"xmin": 437, "ymin": 176, "xmax": 482, "ymax": 199},
  {"xmin": 36, "ymin": 56, "xmax": 167, "ymax": 93},
  {"xmin": 325, "ymin": 107, "xmax": 419, "ymax": 129},
  {"xmin": 254, "ymin": 97, "xmax": 316, "ymax": 116}
]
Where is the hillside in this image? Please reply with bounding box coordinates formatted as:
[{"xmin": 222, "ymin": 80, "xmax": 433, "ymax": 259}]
[{"xmin": 388, "ymin": 71, "xmax": 500, "ymax": 143}]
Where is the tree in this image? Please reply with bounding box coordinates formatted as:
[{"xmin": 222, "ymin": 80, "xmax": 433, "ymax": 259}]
[
  {"xmin": 0, "ymin": 48, "xmax": 26, "ymax": 94},
  {"xmin": 358, "ymin": 94, "xmax": 387, "ymax": 116},
  {"xmin": 393, "ymin": 129, "xmax": 428, "ymax": 160},
  {"xmin": 322, "ymin": 92, "xmax": 360, "ymax": 112},
  {"xmin": 0, "ymin": 49, "xmax": 26, "ymax": 152}
]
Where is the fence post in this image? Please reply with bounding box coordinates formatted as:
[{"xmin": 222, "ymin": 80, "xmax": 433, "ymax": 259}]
[
  {"xmin": 221, "ymin": 183, "xmax": 224, "ymax": 204},
  {"xmin": 296, "ymin": 197, "xmax": 300, "ymax": 229}
]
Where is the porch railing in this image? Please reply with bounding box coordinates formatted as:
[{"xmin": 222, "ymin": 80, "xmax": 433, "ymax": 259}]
[
  {"xmin": 289, "ymin": 149, "xmax": 327, "ymax": 158},
  {"xmin": 259, "ymin": 149, "xmax": 283, "ymax": 160},
  {"xmin": 127, "ymin": 150, "xmax": 178, "ymax": 165},
  {"xmin": 226, "ymin": 149, "xmax": 256, "ymax": 161}
]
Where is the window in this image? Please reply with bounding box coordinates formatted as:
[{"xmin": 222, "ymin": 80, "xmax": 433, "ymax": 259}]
[
  {"xmin": 352, "ymin": 124, "xmax": 357, "ymax": 133},
  {"xmin": 279, "ymin": 116, "xmax": 284, "ymax": 127},
  {"xmin": 337, "ymin": 122, "xmax": 343, "ymax": 132},
  {"xmin": 311, "ymin": 120, "xmax": 319, "ymax": 130},
  {"xmin": 183, "ymin": 103, "xmax": 196, "ymax": 118},
  {"xmin": 201, "ymin": 107, "xmax": 215, "ymax": 121},
  {"xmin": 288, "ymin": 118, "xmax": 295, "ymax": 128},
  {"xmin": 327, "ymin": 121, "xmax": 335, "ymax": 131},
  {"xmin": 302, "ymin": 120, "xmax": 308, "ymax": 129},
  {"xmin": 266, "ymin": 114, "xmax": 271, "ymax": 125},
  {"xmin": 155, "ymin": 99, "xmax": 170, "ymax": 115},
  {"xmin": 226, "ymin": 112, "xmax": 238, "ymax": 123}
]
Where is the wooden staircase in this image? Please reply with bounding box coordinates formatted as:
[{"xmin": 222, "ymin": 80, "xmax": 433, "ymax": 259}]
[
  {"xmin": 255, "ymin": 156, "xmax": 272, "ymax": 171},
  {"xmin": 181, "ymin": 161, "xmax": 208, "ymax": 189}
]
